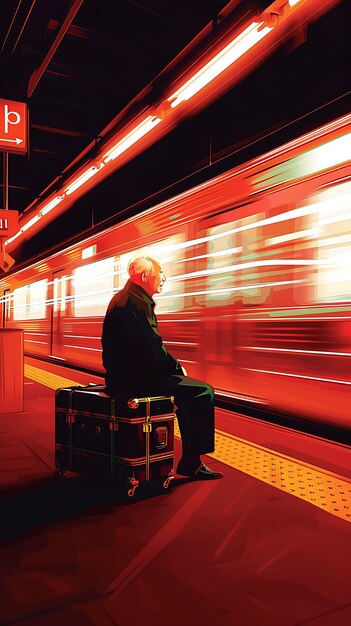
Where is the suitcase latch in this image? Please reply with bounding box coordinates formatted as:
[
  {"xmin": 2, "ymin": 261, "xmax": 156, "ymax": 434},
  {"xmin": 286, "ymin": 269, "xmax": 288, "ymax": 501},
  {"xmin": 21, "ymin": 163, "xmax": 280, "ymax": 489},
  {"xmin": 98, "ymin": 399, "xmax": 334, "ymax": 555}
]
[
  {"xmin": 154, "ymin": 426, "xmax": 168, "ymax": 449},
  {"xmin": 66, "ymin": 411, "xmax": 75, "ymax": 425},
  {"xmin": 109, "ymin": 422, "xmax": 118, "ymax": 431},
  {"xmin": 143, "ymin": 422, "xmax": 152, "ymax": 433}
]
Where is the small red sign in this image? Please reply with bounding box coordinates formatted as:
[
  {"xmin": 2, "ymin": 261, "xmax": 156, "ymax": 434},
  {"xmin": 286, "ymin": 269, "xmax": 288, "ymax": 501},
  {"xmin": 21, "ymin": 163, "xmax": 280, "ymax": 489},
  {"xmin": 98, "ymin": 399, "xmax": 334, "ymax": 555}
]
[
  {"xmin": 0, "ymin": 209, "xmax": 18, "ymax": 237},
  {"xmin": 0, "ymin": 98, "xmax": 28, "ymax": 154}
]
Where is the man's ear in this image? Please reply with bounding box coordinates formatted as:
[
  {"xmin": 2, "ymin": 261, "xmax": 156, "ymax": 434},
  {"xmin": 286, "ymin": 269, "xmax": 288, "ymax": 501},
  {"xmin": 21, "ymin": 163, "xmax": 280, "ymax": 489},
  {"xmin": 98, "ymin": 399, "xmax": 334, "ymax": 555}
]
[{"xmin": 141, "ymin": 271, "xmax": 147, "ymax": 282}]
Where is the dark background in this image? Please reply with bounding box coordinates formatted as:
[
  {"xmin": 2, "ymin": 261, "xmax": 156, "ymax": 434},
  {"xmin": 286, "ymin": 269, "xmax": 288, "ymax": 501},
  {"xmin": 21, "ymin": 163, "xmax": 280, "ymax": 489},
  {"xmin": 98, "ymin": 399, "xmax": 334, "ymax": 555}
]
[{"xmin": 0, "ymin": 0, "xmax": 350, "ymax": 264}]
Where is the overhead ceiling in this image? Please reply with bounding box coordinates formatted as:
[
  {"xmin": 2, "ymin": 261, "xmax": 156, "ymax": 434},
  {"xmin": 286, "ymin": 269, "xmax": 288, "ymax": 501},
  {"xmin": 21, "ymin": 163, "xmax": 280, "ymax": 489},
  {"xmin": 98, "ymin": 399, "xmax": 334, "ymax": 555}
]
[
  {"xmin": 0, "ymin": 0, "xmax": 235, "ymax": 212},
  {"xmin": 0, "ymin": 0, "xmax": 350, "ymax": 265}
]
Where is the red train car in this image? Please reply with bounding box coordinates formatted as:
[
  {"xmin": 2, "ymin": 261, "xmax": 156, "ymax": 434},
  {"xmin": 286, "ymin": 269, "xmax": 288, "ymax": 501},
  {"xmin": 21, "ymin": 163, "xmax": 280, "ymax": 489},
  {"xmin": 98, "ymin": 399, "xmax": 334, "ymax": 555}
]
[{"xmin": 1, "ymin": 113, "xmax": 350, "ymax": 429}]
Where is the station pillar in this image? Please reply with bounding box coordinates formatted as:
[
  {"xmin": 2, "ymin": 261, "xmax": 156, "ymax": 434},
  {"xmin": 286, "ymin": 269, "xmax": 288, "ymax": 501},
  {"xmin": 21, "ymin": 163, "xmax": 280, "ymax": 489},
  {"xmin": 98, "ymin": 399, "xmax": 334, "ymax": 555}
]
[{"xmin": 0, "ymin": 329, "xmax": 24, "ymax": 413}]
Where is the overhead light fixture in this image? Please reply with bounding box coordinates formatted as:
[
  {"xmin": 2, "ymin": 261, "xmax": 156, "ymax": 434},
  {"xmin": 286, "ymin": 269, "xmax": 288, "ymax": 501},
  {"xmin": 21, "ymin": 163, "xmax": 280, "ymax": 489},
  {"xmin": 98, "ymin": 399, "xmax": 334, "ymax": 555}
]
[
  {"xmin": 102, "ymin": 116, "xmax": 162, "ymax": 163},
  {"xmin": 21, "ymin": 214, "xmax": 41, "ymax": 232},
  {"xmin": 289, "ymin": 0, "xmax": 302, "ymax": 6},
  {"xmin": 4, "ymin": 230, "xmax": 23, "ymax": 246},
  {"xmin": 65, "ymin": 164, "xmax": 104, "ymax": 196},
  {"xmin": 40, "ymin": 195, "xmax": 64, "ymax": 216},
  {"xmin": 168, "ymin": 21, "xmax": 273, "ymax": 108}
]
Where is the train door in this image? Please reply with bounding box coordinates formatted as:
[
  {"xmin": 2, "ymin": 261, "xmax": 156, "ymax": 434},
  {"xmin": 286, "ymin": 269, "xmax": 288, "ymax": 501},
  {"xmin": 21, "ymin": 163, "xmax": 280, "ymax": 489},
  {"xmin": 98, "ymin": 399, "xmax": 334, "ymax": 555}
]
[
  {"xmin": 196, "ymin": 206, "xmax": 265, "ymax": 392},
  {"xmin": 1, "ymin": 289, "xmax": 10, "ymax": 327},
  {"xmin": 51, "ymin": 270, "xmax": 67, "ymax": 358}
]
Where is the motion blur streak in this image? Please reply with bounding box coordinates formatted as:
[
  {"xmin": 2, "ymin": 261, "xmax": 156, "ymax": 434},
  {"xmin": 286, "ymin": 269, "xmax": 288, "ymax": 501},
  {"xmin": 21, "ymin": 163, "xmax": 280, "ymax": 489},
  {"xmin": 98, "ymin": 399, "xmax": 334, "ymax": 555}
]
[{"xmin": 1, "ymin": 113, "xmax": 351, "ymax": 432}]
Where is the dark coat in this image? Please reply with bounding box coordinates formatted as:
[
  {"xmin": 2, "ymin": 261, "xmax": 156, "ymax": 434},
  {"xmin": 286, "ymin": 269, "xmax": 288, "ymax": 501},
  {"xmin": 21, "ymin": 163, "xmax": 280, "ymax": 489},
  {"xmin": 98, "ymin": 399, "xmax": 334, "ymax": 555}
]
[{"xmin": 101, "ymin": 279, "xmax": 182, "ymax": 393}]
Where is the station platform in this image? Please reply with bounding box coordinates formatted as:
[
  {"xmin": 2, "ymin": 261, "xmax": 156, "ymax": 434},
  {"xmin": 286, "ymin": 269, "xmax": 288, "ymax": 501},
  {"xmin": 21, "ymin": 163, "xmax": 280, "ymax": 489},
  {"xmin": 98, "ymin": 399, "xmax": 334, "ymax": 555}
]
[{"xmin": 1, "ymin": 356, "xmax": 351, "ymax": 626}]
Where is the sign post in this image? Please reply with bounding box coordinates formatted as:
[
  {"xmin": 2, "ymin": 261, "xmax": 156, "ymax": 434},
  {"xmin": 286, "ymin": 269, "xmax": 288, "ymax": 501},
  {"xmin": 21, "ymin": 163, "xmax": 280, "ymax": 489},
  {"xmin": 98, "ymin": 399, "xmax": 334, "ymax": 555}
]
[
  {"xmin": 0, "ymin": 208, "xmax": 18, "ymax": 271},
  {"xmin": 0, "ymin": 98, "xmax": 28, "ymax": 272}
]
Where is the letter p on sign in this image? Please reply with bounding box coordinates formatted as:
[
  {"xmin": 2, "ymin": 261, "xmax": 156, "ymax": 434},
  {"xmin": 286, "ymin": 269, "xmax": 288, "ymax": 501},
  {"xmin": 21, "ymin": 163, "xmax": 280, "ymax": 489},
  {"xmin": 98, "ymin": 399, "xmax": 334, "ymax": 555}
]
[{"xmin": 0, "ymin": 98, "xmax": 28, "ymax": 154}]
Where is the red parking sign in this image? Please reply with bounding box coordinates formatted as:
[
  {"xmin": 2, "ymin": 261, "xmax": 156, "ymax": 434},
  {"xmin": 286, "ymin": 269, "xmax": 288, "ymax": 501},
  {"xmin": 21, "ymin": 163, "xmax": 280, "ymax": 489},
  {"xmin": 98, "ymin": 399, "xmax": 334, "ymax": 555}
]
[{"xmin": 0, "ymin": 99, "xmax": 28, "ymax": 154}]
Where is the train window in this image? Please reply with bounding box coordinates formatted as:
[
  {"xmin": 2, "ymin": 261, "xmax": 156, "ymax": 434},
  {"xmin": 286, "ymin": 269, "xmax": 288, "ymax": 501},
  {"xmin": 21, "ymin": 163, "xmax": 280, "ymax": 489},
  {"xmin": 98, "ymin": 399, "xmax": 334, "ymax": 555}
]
[
  {"xmin": 116, "ymin": 235, "xmax": 185, "ymax": 312},
  {"xmin": 73, "ymin": 257, "xmax": 115, "ymax": 317},
  {"xmin": 2, "ymin": 289, "xmax": 11, "ymax": 324},
  {"xmin": 314, "ymin": 181, "xmax": 351, "ymax": 302},
  {"xmin": 29, "ymin": 280, "xmax": 47, "ymax": 319},
  {"xmin": 53, "ymin": 276, "xmax": 67, "ymax": 312},
  {"xmin": 200, "ymin": 213, "xmax": 268, "ymax": 307},
  {"xmin": 13, "ymin": 286, "xmax": 28, "ymax": 320},
  {"xmin": 5, "ymin": 291, "xmax": 11, "ymax": 320}
]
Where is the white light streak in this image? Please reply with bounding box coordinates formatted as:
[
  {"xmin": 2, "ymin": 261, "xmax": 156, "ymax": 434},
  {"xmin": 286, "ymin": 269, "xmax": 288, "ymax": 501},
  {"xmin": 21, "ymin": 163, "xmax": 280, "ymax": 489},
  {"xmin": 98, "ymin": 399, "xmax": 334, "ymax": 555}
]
[
  {"xmin": 175, "ymin": 247, "xmax": 243, "ymax": 263},
  {"xmin": 156, "ymin": 279, "xmax": 302, "ymax": 299},
  {"xmin": 265, "ymin": 229, "xmax": 318, "ymax": 246},
  {"xmin": 170, "ymin": 259, "xmax": 334, "ymax": 283},
  {"xmin": 65, "ymin": 345, "xmax": 102, "ymax": 352},
  {"xmin": 163, "ymin": 341, "xmax": 199, "ymax": 347},
  {"xmin": 63, "ymin": 335, "xmax": 100, "ymax": 340},
  {"xmin": 243, "ymin": 367, "xmax": 351, "ymax": 386},
  {"xmin": 318, "ymin": 234, "xmax": 351, "ymax": 247},
  {"xmin": 241, "ymin": 346, "xmax": 351, "ymax": 357},
  {"xmin": 23, "ymin": 340, "xmax": 47, "ymax": 345}
]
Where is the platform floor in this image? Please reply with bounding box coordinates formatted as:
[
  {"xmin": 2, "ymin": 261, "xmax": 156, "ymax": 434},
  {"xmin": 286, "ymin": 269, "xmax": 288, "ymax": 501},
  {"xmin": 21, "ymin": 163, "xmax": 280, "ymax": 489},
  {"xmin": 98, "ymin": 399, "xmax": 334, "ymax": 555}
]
[{"xmin": 1, "ymin": 357, "xmax": 351, "ymax": 626}]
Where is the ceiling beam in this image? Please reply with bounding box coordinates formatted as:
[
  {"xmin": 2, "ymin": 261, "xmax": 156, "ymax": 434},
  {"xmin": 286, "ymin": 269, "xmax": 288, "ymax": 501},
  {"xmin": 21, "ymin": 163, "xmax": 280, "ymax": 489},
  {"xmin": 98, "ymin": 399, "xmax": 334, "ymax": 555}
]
[{"xmin": 27, "ymin": 0, "xmax": 85, "ymax": 98}]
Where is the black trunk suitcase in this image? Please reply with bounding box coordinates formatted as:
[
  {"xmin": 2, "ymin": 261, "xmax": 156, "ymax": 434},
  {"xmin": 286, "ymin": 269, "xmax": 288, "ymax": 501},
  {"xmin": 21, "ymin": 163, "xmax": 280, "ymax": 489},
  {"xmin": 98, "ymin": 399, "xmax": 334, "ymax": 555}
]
[{"xmin": 55, "ymin": 384, "xmax": 175, "ymax": 497}]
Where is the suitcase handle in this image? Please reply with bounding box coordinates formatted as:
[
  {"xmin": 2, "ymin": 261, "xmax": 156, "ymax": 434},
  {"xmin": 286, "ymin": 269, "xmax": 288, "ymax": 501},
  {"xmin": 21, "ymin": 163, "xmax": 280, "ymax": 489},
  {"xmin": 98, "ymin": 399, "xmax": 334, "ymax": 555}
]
[{"xmin": 128, "ymin": 395, "xmax": 174, "ymax": 409}]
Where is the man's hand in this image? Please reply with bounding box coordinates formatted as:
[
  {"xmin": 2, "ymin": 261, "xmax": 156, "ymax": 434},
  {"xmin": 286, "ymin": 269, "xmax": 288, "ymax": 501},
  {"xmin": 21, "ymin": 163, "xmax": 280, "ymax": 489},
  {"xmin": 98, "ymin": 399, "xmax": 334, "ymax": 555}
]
[{"xmin": 181, "ymin": 365, "xmax": 188, "ymax": 376}]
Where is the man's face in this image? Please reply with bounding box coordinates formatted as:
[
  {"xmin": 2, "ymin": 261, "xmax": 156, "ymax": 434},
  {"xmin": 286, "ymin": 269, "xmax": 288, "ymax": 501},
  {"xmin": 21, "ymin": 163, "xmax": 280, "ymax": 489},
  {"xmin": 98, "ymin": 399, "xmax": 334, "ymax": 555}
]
[{"xmin": 144, "ymin": 266, "xmax": 166, "ymax": 297}]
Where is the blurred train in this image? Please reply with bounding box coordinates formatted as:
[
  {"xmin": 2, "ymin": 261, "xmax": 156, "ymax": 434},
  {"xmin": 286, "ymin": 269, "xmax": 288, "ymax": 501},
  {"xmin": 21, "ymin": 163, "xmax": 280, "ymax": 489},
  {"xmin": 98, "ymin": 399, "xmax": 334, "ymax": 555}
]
[{"xmin": 1, "ymin": 113, "xmax": 351, "ymax": 430}]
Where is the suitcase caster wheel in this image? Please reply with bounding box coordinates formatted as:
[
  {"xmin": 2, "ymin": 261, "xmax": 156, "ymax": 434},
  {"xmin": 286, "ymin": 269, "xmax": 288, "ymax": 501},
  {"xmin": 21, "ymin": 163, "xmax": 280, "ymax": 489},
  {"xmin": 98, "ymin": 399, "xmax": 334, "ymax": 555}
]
[
  {"xmin": 163, "ymin": 476, "xmax": 174, "ymax": 490},
  {"xmin": 127, "ymin": 477, "xmax": 139, "ymax": 497}
]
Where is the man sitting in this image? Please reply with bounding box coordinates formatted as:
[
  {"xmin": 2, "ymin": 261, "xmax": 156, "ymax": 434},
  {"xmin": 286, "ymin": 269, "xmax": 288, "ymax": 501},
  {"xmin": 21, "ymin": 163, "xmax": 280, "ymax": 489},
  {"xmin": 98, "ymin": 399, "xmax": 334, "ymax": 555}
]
[{"xmin": 101, "ymin": 255, "xmax": 223, "ymax": 480}]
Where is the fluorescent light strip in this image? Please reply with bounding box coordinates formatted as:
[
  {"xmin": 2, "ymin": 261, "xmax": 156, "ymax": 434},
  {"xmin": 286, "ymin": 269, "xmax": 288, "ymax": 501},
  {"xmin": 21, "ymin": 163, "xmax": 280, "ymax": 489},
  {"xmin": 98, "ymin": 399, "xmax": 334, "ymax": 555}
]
[
  {"xmin": 40, "ymin": 195, "xmax": 64, "ymax": 216},
  {"xmin": 4, "ymin": 230, "xmax": 23, "ymax": 246},
  {"xmin": 289, "ymin": 0, "xmax": 302, "ymax": 6},
  {"xmin": 103, "ymin": 116, "xmax": 162, "ymax": 163},
  {"xmin": 168, "ymin": 21, "xmax": 272, "ymax": 108},
  {"xmin": 21, "ymin": 214, "xmax": 41, "ymax": 232},
  {"xmin": 65, "ymin": 164, "xmax": 104, "ymax": 195}
]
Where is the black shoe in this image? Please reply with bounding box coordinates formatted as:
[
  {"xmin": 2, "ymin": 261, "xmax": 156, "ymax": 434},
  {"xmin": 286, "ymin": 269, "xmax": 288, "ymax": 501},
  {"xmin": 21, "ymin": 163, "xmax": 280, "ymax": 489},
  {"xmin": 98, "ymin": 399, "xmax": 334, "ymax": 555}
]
[
  {"xmin": 177, "ymin": 459, "xmax": 224, "ymax": 480},
  {"xmin": 176, "ymin": 457, "xmax": 201, "ymax": 477},
  {"xmin": 194, "ymin": 462, "xmax": 224, "ymax": 480}
]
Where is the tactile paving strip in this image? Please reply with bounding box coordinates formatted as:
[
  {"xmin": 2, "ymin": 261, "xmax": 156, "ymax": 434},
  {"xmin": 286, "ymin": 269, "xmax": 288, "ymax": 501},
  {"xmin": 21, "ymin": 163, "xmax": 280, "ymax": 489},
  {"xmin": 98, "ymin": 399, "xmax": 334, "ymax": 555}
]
[
  {"xmin": 174, "ymin": 417, "xmax": 351, "ymax": 522},
  {"xmin": 26, "ymin": 364, "xmax": 351, "ymax": 522},
  {"xmin": 24, "ymin": 364, "xmax": 80, "ymax": 390}
]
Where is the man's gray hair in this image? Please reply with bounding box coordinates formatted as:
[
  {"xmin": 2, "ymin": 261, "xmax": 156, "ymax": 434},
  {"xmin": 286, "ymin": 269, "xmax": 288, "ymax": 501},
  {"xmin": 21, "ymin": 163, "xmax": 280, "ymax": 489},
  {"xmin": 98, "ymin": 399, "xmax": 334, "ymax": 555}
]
[{"xmin": 127, "ymin": 255, "xmax": 161, "ymax": 277}]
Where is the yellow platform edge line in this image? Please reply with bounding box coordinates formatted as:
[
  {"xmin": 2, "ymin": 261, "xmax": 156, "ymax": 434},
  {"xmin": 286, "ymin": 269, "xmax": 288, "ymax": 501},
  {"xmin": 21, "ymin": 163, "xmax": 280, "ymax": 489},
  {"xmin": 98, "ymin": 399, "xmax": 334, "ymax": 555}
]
[
  {"xmin": 214, "ymin": 426, "xmax": 351, "ymax": 486},
  {"xmin": 25, "ymin": 364, "xmax": 351, "ymax": 523}
]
